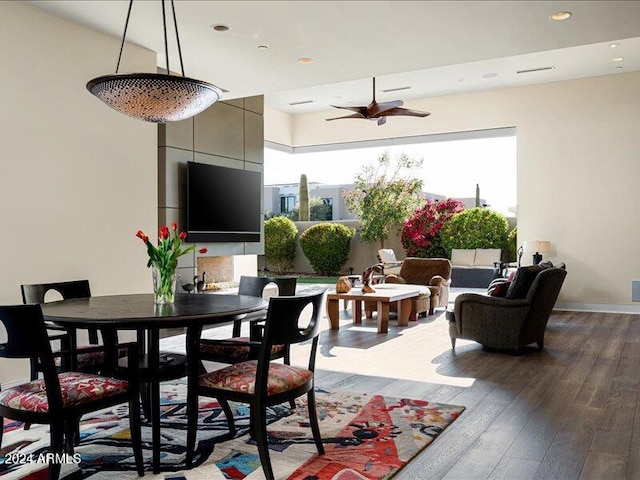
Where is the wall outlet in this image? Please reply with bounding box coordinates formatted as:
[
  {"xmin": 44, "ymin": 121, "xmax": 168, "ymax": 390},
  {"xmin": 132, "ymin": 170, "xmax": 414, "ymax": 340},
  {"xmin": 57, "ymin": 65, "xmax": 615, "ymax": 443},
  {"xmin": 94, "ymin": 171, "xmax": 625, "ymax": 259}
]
[{"xmin": 632, "ymin": 280, "xmax": 640, "ymax": 302}]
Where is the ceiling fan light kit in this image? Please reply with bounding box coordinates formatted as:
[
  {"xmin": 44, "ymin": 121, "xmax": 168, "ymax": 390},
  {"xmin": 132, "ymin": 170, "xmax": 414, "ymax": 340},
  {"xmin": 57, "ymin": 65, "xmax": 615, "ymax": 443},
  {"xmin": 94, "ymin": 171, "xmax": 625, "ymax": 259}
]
[
  {"xmin": 87, "ymin": 0, "xmax": 221, "ymax": 123},
  {"xmin": 326, "ymin": 77, "xmax": 430, "ymax": 126}
]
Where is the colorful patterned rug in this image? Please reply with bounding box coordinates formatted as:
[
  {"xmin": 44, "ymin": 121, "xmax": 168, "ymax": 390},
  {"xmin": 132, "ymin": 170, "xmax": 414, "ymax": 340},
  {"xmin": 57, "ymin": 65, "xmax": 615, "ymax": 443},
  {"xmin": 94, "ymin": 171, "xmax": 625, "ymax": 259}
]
[{"xmin": 0, "ymin": 384, "xmax": 464, "ymax": 480}]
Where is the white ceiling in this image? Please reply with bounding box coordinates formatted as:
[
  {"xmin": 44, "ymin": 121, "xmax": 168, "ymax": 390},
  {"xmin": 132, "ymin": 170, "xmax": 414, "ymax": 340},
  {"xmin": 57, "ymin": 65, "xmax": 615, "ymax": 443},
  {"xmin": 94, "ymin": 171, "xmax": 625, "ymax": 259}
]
[{"xmin": 29, "ymin": 1, "xmax": 640, "ymax": 114}]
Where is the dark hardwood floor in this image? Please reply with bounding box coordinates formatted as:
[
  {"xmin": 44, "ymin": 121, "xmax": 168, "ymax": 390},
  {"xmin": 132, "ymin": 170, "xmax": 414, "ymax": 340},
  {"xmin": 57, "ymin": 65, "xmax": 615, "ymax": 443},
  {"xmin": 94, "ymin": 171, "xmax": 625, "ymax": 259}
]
[{"xmin": 160, "ymin": 298, "xmax": 640, "ymax": 480}]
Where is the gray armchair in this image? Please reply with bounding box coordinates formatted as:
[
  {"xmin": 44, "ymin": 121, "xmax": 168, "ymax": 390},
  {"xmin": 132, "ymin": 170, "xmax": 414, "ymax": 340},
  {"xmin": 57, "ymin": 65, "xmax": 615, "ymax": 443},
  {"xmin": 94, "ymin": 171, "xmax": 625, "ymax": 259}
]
[{"xmin": 446, "ymin": 266, "xmax": 567, "ymax": 352}]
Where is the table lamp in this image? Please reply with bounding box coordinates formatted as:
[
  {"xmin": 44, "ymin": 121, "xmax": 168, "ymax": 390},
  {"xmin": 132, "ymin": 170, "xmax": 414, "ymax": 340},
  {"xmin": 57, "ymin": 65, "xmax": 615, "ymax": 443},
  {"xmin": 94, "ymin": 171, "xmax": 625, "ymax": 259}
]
[{"xmin": 523, "ymin": 240, "xmax": 551, "ymax": 265}]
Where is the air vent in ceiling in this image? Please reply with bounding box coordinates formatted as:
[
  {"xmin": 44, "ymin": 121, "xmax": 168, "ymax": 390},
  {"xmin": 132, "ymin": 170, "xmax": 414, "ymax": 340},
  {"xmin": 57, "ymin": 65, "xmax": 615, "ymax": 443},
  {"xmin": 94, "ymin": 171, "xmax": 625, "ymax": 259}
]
[
  {"xmin": 288, "ymin": 100, "xmax": 314, "ymax": 106},
  {"xmin": 516, "ymin": 66, "xmax": 555, "ymax": 74},
  {"xmin": 381, "ymin": 86, "xmax": 411, "ymax": 93}
]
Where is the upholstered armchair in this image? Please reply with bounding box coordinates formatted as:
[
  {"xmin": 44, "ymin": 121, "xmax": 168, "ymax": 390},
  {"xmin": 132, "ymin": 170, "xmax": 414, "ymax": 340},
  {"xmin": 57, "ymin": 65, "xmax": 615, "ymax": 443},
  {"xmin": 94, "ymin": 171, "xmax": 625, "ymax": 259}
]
[
  {"xmin": 446, "ymin": 266, "xmax": 567, "ymax": 353},
  {"xmin": 386, "ymin": 257, "xmax": 452, "ymax": 316}
]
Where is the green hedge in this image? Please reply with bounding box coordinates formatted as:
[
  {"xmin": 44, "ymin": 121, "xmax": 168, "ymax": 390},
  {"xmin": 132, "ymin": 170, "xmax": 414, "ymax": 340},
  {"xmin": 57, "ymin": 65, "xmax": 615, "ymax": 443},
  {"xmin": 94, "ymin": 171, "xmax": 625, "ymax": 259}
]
[
  {"xmin": 299, "ymin": 222, "xmax": 355, "ymax": 276},
  {"xmin": 440, "ymin": 208, "xmax": 509, "ymax": 256},
  {"xmin": 264, "ymin": 216, "xmax": 298, "ymax": 274},
  {"xmin": 507, "ymin": 226, "xmax": 518, "ymax": 262}
]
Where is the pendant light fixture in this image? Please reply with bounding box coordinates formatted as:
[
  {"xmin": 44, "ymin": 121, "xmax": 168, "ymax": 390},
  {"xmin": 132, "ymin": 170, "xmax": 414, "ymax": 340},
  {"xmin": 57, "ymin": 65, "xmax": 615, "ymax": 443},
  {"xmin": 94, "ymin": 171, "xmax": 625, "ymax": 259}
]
[{"xmin": 87, "ymin": 0, "xmax": 222, "ymax": 123}]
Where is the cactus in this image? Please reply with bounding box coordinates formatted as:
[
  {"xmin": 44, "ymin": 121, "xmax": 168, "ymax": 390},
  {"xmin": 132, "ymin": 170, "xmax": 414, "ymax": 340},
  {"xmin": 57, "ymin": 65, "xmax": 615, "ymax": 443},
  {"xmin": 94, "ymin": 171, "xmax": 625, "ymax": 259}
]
[{"xmin": 299, "ymin": 173, "xmax": 310, "ymax": 221}]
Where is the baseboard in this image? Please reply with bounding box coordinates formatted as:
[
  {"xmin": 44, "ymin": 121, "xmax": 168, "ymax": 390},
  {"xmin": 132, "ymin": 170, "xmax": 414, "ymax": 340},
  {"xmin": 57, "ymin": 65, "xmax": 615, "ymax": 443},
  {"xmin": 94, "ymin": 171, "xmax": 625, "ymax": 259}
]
[{"xmin": 555, "ymin": 302, "xmax": 640, "ymax": 314}]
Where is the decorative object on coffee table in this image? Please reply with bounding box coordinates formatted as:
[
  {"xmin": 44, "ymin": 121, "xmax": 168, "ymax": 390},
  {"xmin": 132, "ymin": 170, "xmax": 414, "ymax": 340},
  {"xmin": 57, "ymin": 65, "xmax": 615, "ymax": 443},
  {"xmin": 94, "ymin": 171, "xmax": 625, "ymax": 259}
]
[
  {"xmin": 361, "ymin": 264, "xmax": 383, "ymax": 293},
  {"xmin": 136, "ymin": 223, "xmax": 207, "ymax": 304},
  {"xmin": 335, "ymin": 276, "xmax": 352, "ymax": 293}
]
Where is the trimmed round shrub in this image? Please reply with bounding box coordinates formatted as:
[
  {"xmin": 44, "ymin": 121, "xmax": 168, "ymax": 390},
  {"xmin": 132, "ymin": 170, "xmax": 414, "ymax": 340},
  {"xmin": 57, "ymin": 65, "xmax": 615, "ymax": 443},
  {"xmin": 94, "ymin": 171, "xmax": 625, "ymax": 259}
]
[
  {"xmin": 401, "ymin": 198, "xmax": 465, "ymax": 258},
  {"xmin": 299, "ymin": 222, "xmax": 355, "ymax": 276},
  {"xmin": 440, "ymin": 208, "xmax": 509, "ymax": 256},
  {"xmin": 264, "ymin": 216, "xmax": 298, "ymax": 274}
]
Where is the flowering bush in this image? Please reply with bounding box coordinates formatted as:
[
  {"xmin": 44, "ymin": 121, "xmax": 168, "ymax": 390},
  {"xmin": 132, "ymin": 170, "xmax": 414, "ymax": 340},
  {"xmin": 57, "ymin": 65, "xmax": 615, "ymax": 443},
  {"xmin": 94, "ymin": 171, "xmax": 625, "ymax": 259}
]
[
  {"xmin": 401, "ymin": 198, "xmax": 465, "ymax": 258},
  {"xmin": 136, "ymin": 223, "xmax": 207, "ymax": 303}
]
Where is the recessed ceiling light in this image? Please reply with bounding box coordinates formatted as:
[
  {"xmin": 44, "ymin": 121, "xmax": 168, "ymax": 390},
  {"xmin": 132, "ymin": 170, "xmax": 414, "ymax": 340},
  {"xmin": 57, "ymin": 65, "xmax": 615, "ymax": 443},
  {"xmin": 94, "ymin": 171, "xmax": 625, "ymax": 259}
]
[
  {"xmin": 211, "ymin": 24, "xmax": 230, "ymax": 32},
  {"xmin": 257, "ymin": 45, "xmax": 268, "ymax": 50},
  {"xmin": 610, "ymin": 43, "xmax": 621, "ymax": 48},
  {"xmin": 297, "ymin": 57, "xmax": 314, "ymax": 64},
  {"xmin": 550, "ymin": 11, "xmax": 572, "ymax": 21},
  {"xmin": 482, "ymin": 73, "xmax": 498, "ymax": 79},
  {"xmin": 612, "ymin": 57, "xmax": 625, "ymax": 62}
]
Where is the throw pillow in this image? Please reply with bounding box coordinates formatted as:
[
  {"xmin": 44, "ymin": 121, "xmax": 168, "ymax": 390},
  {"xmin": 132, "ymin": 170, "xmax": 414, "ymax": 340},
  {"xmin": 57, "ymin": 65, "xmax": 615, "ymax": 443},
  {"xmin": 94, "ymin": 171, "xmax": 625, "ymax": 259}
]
[
  {"xmin": 474, "ymin": 249, "xmax": 501, "ymax": 267},
  {"xmin": 488, "ymin": 277, "xmax": 508, "ymax": 290},
  {"xmin": 505, "ymin": 265, "xmax": 543, "ymax": 299},
  {"xmin": 488, "ymin": 281, "xmax": 511, "ymax": 297},
  {"xmin": 451, "ymin": 249, "xmax": 475, "ymax": 266}
]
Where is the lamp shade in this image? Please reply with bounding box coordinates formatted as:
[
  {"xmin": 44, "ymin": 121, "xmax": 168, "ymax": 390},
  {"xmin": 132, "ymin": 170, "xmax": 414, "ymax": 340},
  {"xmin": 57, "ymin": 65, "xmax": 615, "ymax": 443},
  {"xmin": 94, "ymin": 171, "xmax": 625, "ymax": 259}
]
[
  {"xmin": 86, "ymin": 73, "xmax": 222, "ymax": 123},
  {"xmin": 523, "ymin": 240, "xmax": 552, "ymax": 253}
]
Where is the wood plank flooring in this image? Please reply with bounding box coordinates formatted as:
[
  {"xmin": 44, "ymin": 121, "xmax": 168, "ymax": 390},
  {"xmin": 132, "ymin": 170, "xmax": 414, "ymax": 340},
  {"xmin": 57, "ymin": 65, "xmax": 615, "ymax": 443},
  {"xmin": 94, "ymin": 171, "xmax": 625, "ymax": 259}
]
[{"xmin": 160, "ymin": 296, "xmax": 640, "ymax": 480}]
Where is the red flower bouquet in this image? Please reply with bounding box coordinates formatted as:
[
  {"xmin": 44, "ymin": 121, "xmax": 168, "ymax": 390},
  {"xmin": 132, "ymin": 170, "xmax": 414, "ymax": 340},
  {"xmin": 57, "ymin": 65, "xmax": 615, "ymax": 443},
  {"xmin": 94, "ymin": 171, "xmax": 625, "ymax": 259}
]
[{"xmin": 136, "ymin": 223, "xmax": 207, "ymax": 304}]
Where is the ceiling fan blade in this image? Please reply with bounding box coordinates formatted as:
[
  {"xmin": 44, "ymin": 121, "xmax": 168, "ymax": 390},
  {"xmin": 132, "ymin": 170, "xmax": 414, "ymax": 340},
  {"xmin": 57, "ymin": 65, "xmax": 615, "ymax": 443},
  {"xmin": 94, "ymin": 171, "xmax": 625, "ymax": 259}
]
[
  {"xmin": 377, "ymin": 116, "xmax": 387, "ymax": 126},
  {"xmin": 329, "ymin": 105, "xmax": 368, "ymax": 116},
  {"xmin": 326, "ymin": 113, "xmax": 367, "ymax": 121},
  {"xmin": 383, "ymin": 107, "xmax": 431, "ymax": 118},
  {"xmin": 369, "ymin": 100, "xmax": 403, "ymax": 117}
]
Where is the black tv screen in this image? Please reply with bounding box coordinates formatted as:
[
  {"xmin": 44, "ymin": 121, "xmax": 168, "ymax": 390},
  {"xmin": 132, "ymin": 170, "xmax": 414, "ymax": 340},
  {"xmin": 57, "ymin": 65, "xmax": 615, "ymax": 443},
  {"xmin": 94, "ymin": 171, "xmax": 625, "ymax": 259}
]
[{"xmin": 186, "ymin": 162, "xmax": 261, "ymax": 242}]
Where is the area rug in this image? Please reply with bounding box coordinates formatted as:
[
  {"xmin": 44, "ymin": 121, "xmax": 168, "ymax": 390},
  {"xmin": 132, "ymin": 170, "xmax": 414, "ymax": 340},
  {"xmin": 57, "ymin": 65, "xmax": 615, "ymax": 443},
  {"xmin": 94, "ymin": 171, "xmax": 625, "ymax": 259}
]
[{"xmin": 0, "ymin": 384, "xmax": 464, "ymax": 480}]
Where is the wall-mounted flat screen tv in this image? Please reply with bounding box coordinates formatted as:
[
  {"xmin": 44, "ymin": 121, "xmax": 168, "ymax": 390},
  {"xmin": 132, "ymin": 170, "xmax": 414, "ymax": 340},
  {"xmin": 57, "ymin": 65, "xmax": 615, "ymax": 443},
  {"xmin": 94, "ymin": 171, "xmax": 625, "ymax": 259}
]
[{"xmin": 186, "ymin": 161, "xmax": 261, "ymax": 242}]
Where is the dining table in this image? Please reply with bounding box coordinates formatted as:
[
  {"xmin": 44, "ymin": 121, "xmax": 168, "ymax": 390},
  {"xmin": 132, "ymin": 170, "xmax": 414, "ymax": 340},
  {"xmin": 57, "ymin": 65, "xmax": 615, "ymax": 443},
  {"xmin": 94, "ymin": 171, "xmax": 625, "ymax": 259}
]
[{"xmin": 41, "ymin": 292, "xmax": 267, "ymax": 474}]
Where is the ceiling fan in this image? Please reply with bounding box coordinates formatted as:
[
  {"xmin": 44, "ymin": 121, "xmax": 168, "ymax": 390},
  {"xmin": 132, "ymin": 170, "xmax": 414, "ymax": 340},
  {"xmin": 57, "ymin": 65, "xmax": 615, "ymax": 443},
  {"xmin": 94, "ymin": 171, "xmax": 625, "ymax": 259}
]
[{"xmin": 326, "ymin": 77, "xmax": 430, "ymax": 126}]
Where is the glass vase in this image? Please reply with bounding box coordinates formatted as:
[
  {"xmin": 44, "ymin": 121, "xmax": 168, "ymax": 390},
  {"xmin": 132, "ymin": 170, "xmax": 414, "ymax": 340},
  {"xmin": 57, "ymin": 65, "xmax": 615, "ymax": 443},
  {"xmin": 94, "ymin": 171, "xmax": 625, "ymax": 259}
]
[{"xmin": 152, "ymin": 265, "xmax": 177, "ymax": 304}]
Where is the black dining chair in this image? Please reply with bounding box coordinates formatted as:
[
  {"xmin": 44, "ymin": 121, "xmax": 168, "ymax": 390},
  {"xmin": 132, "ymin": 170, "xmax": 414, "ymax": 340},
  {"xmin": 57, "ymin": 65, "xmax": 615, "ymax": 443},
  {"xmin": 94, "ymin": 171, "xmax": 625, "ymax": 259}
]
[
  {"xmin": 0, "ymin": 304, "xmax": 145, "ymax": 480},
  {"xmin": 198, "ymin": 276, "xmax": 297, "ymax": 365},
  {"xmin": 21, "ymin": 280, "xmax": 127, "ymax": 378},
  {"xmin": 185, "ymin": 290, "xmax": 325, "ymax": 480}
]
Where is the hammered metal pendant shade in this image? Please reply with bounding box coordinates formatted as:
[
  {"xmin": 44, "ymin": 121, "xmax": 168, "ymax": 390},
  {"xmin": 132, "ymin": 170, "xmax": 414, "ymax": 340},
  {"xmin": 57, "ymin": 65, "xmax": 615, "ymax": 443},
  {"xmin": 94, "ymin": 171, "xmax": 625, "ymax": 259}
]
[{"xmin": 86, "ymin": 73, "xmax": 222, "ymax": 123}]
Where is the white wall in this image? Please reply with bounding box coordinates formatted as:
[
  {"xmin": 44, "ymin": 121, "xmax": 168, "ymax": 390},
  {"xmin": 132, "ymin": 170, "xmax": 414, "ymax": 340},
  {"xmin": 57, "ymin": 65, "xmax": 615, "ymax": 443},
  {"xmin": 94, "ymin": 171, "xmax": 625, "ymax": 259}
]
[
  {"xmin": 0, "ymin": 2, "xmax": 157, "ymax": 382},
  {"xmin": 264, "ymin": 107, "xmax": 294, "ymax": 147},
  {"xmin": 265, "ymin": 72, "xmax": 640, "ymax": 309}
]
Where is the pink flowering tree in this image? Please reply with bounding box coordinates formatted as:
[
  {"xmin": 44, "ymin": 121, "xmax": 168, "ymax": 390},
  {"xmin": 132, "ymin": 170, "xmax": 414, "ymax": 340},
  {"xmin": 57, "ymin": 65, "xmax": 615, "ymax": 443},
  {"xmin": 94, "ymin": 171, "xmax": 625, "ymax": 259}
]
[{"xmin": 401, "ymin": 198, "xmax": 465, "ymax": 258}]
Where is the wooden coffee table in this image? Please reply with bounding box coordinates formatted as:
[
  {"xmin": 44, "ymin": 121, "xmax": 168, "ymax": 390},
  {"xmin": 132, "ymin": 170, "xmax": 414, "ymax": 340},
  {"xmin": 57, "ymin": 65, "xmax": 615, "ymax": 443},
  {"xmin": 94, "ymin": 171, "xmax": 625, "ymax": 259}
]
[{"xmin": 326, "ymin": 284, "xmax": 423, "ymax": 333}]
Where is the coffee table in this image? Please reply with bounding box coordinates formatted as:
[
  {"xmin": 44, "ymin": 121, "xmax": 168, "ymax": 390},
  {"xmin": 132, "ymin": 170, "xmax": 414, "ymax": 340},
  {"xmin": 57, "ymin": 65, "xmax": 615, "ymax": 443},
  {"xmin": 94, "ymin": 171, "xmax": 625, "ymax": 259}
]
[{"xmin": 326, "ymin": 284, "xmax": 424, "ymax": 333}]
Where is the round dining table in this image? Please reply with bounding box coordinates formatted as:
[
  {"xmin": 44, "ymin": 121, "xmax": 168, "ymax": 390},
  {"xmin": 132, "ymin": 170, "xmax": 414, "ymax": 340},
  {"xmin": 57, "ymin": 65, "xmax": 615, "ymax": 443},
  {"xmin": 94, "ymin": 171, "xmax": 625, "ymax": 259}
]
[{"xmin": 41, "ymin": 292, "xmax": 267, "ymax": 474}]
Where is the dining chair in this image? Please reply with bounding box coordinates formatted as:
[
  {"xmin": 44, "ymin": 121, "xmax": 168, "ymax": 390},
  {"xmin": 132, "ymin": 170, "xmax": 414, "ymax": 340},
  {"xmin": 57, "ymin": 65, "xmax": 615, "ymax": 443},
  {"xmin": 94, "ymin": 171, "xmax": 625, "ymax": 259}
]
[
  {"xmin": 185, "ymin": 290, "xmax": 325, "ymax": 480},
  {"xmin": 21, "ymin": 280, "xmax": 127, "ymax": 378},
  {"xmin": 198, "ymin": 276, "xmax": 297, "ymax": 365},
  {"xmin": 0, "ymin": 304, "xmax": 145, "ymax": 480}
]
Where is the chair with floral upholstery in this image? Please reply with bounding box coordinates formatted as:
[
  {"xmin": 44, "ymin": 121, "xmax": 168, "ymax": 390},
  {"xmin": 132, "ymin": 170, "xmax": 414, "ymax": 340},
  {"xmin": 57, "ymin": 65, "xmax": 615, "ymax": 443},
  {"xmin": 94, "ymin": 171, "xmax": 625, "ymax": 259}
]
[
  {"xmin": 198, "ymin": 276, "xmax": 297, "ymax": 366},
  {"xmin": 185, "ymin": 290, "xmax": 326, "ymax": 480},
  {"xmin": 21, "ymin": 280, "xmax": 128, "ymax": 378},
  {"xmin": 0, "ymin": 304, "xmax": 144, "ymax": 479}
]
